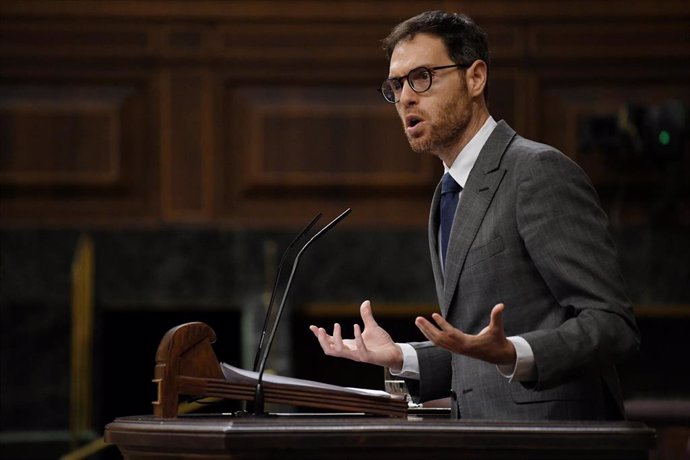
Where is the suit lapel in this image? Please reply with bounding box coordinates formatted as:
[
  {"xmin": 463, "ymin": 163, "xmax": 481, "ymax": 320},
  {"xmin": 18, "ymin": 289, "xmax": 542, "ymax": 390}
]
[
  {"xmin": 428, "ymin": 181, "xmax": 444, "ymax": 304},
  {"xmin": 440, "ymin": 121, "xmax": 516, "ymax": 315}
]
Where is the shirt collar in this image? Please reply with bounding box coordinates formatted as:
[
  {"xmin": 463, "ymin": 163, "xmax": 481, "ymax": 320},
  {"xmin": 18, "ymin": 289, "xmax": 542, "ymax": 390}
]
[{"xmin": 443, "ymin": 116, "xmax": 497, "ymax": 188}]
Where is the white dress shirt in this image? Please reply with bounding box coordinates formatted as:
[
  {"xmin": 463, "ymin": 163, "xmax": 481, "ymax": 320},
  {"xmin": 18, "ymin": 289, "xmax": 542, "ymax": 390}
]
[{"xmin": 394, "ymin": 116, "xmax": 537, "ymax": 383}]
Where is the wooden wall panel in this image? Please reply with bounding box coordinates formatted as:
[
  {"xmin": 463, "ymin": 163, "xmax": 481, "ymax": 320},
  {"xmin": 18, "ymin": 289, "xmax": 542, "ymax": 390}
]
[
  {"xmin": 0, "ymin": 76, "xmax": 159, "ymax": 223},
  {"xmin": 218, "ymin": 83, "xmax": 441, "ymax": 226},
  {"xmin": 0, "ymin": 22, "xmax": 152, "ymax": 58},
  {"xmin": 160, "ymin": 69, "xmax": 214, "ymax": 220},
  {"xmin": 528, "ymin": 22, "xmax": 690, "ymax": 60},
  {"xmin": 0, "ymin": 0, "xmax": 688, "ymax": 227},
  {"xmin": 0, "ymin": 86, "xmax": 121, "ymax": 186},
  {"xmin": 219, "ymin": 23, "xmax": 387, "ymax": 64},
  {"xmin": 234, "ymin": 86, "xmax": 428, "ymax": 185}
]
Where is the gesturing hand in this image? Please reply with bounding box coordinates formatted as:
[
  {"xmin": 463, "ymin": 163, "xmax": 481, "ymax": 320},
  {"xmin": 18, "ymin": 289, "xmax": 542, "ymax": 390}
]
[
  {"xmin": 415, "ymin": 303, "xmax": 516, "ymax": 365},
  {"xmin": 309, "ymin": 300, "xmax": 404, "ymax": 370}
]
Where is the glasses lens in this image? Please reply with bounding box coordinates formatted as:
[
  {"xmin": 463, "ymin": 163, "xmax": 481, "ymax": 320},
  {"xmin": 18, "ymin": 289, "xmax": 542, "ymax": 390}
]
[
  {"xmin": 409, "ymin": 67, "xmax": 432, "ymax": 93},
  {"xmin": 380, "ymin": 80, "xmax": 400, "ymax": 103}
]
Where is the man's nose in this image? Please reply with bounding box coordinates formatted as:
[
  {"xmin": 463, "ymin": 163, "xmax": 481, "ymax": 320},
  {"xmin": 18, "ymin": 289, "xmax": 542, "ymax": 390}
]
[{"xmin": 398, "ymin": 80, "xmax": 418, "ymax": 106}]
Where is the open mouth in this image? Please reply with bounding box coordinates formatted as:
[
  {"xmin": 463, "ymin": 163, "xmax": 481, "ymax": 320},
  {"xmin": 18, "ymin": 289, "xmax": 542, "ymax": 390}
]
[{"xmin": 406, "ymin": 115, "xmax": 424, "ymax": 129}]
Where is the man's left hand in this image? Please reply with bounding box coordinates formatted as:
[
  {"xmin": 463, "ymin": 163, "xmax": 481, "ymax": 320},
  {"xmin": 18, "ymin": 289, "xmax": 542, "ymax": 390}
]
[{"xmin": 415, "ymin": 303, "xmax": 516, "ymax": 365}]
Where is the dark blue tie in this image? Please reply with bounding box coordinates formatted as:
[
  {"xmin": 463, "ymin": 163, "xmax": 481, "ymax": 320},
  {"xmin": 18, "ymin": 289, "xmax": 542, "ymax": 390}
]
[{"xmin": 440, "ymin": 173, "xmax": 461, "ymax": 264}]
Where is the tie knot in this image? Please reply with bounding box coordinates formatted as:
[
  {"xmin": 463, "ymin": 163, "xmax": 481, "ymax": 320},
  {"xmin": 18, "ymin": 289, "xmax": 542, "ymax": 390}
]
[{"xmin": 441, "ymin": 173, "xmax": 461, "ymax": 194}]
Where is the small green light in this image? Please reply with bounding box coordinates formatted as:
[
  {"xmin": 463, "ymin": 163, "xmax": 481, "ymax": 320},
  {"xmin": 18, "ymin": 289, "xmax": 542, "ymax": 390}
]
[{"xmin": 659, "ymin": 130, "xmax": 671, "ymax": 145}]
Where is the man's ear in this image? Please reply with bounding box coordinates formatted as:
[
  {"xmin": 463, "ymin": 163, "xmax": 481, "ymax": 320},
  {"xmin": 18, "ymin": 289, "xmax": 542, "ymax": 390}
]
[{"xmin": 465, "ymin": 60, "xmax": 488, "ymax": 98}]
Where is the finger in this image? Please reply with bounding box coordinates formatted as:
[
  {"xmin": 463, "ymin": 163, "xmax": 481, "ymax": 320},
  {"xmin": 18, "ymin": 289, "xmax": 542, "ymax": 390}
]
[
  {"xmin": 353, "ymin": 323, "xmax": 368, "ymax": 357},
  {"xmin": 489, "ymin": 303, "xmax": 505, "ymax": 331},
  {"xmin": 414, "ymin": 316, "xmax": 434, "ymax": 331},
  {"xmin": 309, "ymin": 325, "xmax": 330, "ymax": 349},
  {"xmin": 315, "ymin": 327, "xmax": 335, "ymax": 354},
  {"xmin": 430, "ymin": 312, "xmax": 454, "ymax": 332},
  {"xmin": 332, "ymin": 323, "xmax": 343, "ymax": 352},
  {"xmin": 310, "ymin": 325, "xmax": 329, "ymax": 340},
  {"xmin": 415, "ymin": 316, "xmax": 441, "ymax": 342},
  {"xmin": 418, "ymin": 316, "xmax": 464, "ymax": 352},
  {"xmin": 432, "ymin": 313, "xmax": 469, "ymax": 344},
  {"xmin": 415, "ymin": 321, "xmax": 434, "ymax": 342},
  {"xmin": 360, "ymin": 300, "xmax": 379, "ymax": 329}
]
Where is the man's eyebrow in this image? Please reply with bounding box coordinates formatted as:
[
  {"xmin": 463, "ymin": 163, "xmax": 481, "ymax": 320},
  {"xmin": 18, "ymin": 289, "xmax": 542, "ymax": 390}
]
[{"xmin": 387, "ymin": 64, "xmax": 426, "ymax": 79}]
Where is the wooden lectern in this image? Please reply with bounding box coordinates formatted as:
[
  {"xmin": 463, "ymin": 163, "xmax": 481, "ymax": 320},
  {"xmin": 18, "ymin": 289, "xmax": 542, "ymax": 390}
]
[
  {"xmin": 106, "ymin": 322, "xmax": 656, "ymax": 459},
  {"xmin": 106, "ymin": 415, "xmax": 655, "ymax": 460},
  {"xmin": 152, "ymin": 322, "xmax": 226, "ymax": 418},
  {"xmin": 150, "ymin": 322, "xmax": 407, "ymax": 418}
]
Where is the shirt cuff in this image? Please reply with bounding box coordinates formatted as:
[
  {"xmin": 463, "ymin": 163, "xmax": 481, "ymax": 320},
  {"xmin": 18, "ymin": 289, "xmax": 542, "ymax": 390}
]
[
  {"xmin": 497, "ymin": 336, "xmax": 537, "ymax": 382},
  {"xmin": 388, "ymin": 343, "xmax": 420, "ymax": 380}
]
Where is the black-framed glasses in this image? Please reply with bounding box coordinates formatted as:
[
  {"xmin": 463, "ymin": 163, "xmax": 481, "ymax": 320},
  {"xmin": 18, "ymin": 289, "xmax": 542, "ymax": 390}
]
[{"xmin": 378, "ymin": 63, "xmax": 471, "ymax": 104}]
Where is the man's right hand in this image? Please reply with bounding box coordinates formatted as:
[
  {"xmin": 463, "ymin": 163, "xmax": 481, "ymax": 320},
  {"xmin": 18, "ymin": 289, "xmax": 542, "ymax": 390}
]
[{"xmin": 309, "ymin": 300, "xmax": 404, "ymax": 371}]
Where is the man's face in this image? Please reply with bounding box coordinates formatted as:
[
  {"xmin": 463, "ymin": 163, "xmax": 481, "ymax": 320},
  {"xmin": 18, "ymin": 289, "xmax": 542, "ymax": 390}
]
[{"xmin": 389, "ymin": 33, "xmax": 472, "ymax": 160}]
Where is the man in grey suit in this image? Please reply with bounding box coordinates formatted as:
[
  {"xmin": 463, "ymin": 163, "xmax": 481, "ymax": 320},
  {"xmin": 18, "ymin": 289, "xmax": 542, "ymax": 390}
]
[{"xmin": 310, "ymin": 10, "xmax": 639, "ymax": 420}]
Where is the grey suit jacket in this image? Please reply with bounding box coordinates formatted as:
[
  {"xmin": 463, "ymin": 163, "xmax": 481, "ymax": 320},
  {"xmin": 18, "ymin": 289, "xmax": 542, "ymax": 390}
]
[{"xmin": 406, "ymin": 121, "xmax": 640, "ymax": 420}]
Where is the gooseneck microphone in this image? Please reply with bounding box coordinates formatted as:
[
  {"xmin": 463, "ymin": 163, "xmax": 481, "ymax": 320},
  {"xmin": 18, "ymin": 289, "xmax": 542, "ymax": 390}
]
[
  {"xmin": 251, "ymin": 213, "xmax": 322, "ymax": 373},
  {"xmin": 253, "ymin": 208, "xmax": 352, "ymax": 415}
]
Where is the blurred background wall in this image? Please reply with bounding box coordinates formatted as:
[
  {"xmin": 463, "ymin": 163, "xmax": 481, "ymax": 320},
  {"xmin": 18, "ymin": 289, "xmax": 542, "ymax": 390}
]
[{"xmin": 0, "ymin": 1, "xmax": 689, "ymax": 458}]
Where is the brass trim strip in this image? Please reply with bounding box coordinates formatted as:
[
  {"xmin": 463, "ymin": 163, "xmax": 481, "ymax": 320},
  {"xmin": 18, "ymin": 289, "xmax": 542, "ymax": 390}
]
[{"xmin": 70, "ymin": 234, "xmax": 94, "ymax": 446}]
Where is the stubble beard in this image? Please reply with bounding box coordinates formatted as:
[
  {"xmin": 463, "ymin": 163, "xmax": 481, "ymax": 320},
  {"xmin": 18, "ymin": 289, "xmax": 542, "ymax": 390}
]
[{"xmin": 406, "ymin": 90, "xmax": 472, "ymax": 158}]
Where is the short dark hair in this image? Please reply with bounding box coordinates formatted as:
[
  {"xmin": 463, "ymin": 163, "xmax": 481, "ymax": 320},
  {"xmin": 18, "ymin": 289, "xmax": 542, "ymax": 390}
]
[{"xmin": 382, "ymin": 11, "xmax": 490, "ymax": 99}]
